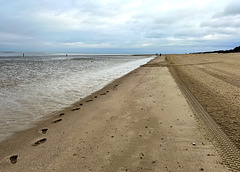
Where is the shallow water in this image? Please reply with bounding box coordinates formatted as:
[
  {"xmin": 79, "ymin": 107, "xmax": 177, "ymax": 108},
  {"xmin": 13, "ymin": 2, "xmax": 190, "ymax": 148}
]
[{"xmin": 0, "ymin": 53, "xmax": 154, "ymax": 141}]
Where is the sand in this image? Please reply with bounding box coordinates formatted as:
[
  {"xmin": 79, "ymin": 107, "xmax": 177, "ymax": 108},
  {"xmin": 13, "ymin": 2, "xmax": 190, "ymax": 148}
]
[
  {"xmin": 0, "ymin": 55, "xmax": 228, "ymax": 171},
  {"xmin": 166, "ymin": 53, "xmax": 240, "ymax": 150}
]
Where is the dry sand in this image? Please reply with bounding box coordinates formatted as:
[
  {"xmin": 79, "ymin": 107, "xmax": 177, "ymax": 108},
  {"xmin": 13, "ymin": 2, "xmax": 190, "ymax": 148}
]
[
  {"xmin": 0, "ymin": 56, "xmax": 228, "ymax": 171},
  {"xmin": 166, "ymin": 53, "xmax": 240, "ymax": 150}
]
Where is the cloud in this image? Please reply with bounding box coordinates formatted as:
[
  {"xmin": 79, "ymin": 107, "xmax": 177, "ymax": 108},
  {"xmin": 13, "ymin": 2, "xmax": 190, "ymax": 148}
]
[
  {"xmin": 0, "ymin": 31, "xmax": 35, "ymax": 45},
  {"xmin": 213, "ymin": 0, "xmax": 240, "ymax": 18},
  {"xmin": 0, "ymin": 0, "xmax": 239, "ymax": 53},
  {"xmin": 200, "ymin": 1, "xmax": 240, "ymax": 42},
  {"xmin": 51, "ymin": 41, "xmax": 112, "ymax": 48},
  {"xmin": 201, "ymin": 18, "xmax": 240, "ymax": 29}
]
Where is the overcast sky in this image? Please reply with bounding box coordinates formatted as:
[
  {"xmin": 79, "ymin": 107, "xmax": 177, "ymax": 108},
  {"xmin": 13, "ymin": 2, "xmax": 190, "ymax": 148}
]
[{"xmin": 0, "ymin": 0, "xmax": 240, "ymax": 53}]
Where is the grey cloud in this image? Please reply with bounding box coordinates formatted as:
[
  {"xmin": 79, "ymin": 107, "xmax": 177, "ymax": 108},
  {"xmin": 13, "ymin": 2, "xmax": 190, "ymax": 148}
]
[
  {"xmin": 145, "ymin": 31, "xmax": 168, "ymax": 38},
  {"xmin": 213, "ymin": 1, "xmax": 240, "ymax": 18},
  {"xmin": 200, "ymin": 5, "xmax": 240, "ymax": 39},
  {"xmin": 201, "ymin": 19, "xmax": 240, "ymax": 28},
  {"xmin": 173, "ymin": 29, "xmax": 206, "ymax": 38},
  {"xmin": 154, "ymin": 17, "xmax": 175, "ymax": 27},
  {"xmin": 0, "ymin": 0, "xmax": 239, "ymax": 53}
]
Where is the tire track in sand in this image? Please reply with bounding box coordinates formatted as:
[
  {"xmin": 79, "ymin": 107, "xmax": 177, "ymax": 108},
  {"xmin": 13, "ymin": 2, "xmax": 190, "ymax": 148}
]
[{"xmin": 169, "ymin": 66, "xmax": 240, "ymax": 172}]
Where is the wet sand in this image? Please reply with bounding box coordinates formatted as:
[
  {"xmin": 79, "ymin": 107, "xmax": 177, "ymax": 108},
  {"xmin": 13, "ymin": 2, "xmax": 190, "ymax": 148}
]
[{"xmin": 0, "ymin": 56, "xmax": 228, "ymax": 171}]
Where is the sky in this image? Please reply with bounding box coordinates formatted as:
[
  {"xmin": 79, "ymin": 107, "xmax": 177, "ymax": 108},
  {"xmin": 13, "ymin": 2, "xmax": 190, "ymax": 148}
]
[{"xmin": 0, "ymin": 0, "xmax": 240, "ymax": 54}]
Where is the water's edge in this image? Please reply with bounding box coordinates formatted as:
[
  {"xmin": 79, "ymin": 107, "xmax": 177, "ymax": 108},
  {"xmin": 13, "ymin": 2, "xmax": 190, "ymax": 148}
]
[{"xmin": 0, "ymin": 55, "xmax": 156, "ymax": 143}]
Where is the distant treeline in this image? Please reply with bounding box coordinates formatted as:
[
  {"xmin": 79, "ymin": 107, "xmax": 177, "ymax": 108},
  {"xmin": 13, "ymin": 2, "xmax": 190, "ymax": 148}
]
[{"xmin": 193, "ymin": 46, "xmax": 240, "ymax": 54}]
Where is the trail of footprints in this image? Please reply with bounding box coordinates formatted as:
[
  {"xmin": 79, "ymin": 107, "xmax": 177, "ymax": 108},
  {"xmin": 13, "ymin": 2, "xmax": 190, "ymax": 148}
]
[{"xmin": 8, "ymin": 85, "xmax": 119, "ymax": 164}]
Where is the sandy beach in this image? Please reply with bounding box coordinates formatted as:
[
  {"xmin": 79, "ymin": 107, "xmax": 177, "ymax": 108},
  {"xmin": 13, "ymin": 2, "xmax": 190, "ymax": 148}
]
[
  {"xmin": 0, "ymin": 55, "xmax": 233, "ymax": 171},
  {"xmin": 166, "ymin": 53, "xmax": 240, "ymax": 150}
]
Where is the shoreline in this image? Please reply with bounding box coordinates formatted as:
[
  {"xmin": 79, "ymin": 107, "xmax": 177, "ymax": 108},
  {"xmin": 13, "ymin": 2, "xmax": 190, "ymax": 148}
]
[
  {"xmin": 0, "ymin": 55, "xmax": 228, "ymax": 171},
  {"xmin": 0, "ymin": 55, "xmax": 154, "ymax": 143},
  {"xmin": 0, "ymin": 56, "xmax": 155, "ymax": 144}
]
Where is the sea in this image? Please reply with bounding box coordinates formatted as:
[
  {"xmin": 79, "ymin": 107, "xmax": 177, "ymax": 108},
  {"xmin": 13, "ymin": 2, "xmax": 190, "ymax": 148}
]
[{"xmin": 0, "ymin": 51, "xmax": 154, "ymax": 142}]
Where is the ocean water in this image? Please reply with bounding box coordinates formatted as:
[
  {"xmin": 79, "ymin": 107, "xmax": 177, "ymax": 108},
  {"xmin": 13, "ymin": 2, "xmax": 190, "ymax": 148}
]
[{"xmin": 0, "ymin": 52, "xmax": 154, "ymax": 141}]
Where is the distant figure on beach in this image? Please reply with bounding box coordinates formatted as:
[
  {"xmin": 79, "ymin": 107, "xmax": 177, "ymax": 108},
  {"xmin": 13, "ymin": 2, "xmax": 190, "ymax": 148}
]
[
  {"xmin": 160, "ymin": 53, "xmax": 161, "ymax": 56},
  {"xmin": 23, "ymin": 53, "xmax": 24, "ymax": 57},
  {"xmin": 66, "ymin": 54, "xmax": 68, "ymax": 57}
]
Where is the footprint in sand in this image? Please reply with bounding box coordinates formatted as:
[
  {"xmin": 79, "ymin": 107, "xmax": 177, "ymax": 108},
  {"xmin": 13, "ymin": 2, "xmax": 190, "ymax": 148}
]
[
  {"xmin": 59, "ymin": 113, "xmax": 65, "ymax": 117},
  {"xmin": 52, "ymin": 119, "xmax": 62, "ymax": 123},
  {"xmin": 10, "ymin": 155, "xmax": 18, "ymax": 164},
  {"xmin": 139, "ymin": 152, "xmax": 145, "ymax": 159},
  {"xmin": 71, "ymin": 108, "xmax": 80, "ymax": 111},
  {"xmin": 41, "ymin": 128, "xmax": 48, "ymax": 134},
  {"xmin": 32, "ymin": 138, "xmax": 47, "ymax": 146},
  {"xmin": 152, "ymin": 160, "xmax": 157, "ymax": 164}
]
